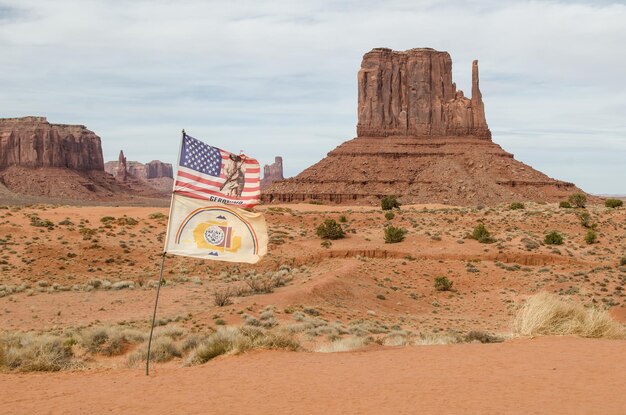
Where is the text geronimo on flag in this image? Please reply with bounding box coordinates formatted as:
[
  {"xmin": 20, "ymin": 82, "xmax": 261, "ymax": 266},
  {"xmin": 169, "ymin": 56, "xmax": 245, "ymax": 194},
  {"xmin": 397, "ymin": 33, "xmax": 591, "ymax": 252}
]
[{"xmin": 173, "ymin": 134, "xmax": 261, "ymax": 208}]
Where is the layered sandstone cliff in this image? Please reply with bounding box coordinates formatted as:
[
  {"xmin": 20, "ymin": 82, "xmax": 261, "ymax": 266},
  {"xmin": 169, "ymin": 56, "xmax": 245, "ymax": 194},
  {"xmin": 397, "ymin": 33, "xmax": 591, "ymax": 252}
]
[
  {"xmin": 264, "ymin": 48, "xmax": 583, "ymax": 205},
  {"xmin": 0, "ymin": 116, "xmax": 104, "ymax": 170},
  {"xmin": 357, "ymin": 48, "xmax": 490, "ymax": 139}
]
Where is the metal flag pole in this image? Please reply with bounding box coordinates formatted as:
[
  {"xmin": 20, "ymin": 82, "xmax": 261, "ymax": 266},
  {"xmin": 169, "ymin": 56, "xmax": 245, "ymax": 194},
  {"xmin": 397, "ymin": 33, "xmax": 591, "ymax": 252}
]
[{"xmin": 146, "ymin": 129, "xmax": 185, "ymax": 376}]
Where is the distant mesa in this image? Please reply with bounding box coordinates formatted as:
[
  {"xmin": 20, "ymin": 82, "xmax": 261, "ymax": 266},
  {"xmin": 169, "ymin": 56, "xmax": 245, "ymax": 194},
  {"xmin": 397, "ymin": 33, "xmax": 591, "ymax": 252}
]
[
  {"xmin": 260, "ymin": 156, "xmax": 284, "ymax": 189},
  {"xmin": 104, "ymin": 150, "xmax": 173, "ymax": 193},
  {"xmin": 263, "ymin": 47, "xmax": 582, "ymax": 205},
  {"xmin": 0, "ymin": 116, "xmax": 167, "ymax": 202}
]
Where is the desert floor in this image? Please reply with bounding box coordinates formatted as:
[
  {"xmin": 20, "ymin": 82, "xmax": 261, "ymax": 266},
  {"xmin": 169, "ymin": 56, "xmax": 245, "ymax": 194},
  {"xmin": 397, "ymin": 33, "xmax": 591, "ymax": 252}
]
[{"xmin": 1, "ymin": 202, "xmax": 625, "ymax": 414}]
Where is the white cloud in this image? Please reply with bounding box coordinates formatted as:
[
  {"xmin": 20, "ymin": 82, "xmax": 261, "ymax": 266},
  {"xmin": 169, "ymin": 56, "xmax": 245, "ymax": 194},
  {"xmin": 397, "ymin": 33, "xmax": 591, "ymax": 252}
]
[{"xmin": 0, "ymin": 0, "xmax": 624, "ymax": 193}]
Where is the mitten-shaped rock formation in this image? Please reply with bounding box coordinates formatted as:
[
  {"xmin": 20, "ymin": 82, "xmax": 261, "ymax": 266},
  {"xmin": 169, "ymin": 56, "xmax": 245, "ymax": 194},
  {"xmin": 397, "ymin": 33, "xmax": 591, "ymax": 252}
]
[
  {"xmin": 0, "ymin": 116, "xmax": 104, "ymax": 170},
  {"xmin": 263, "ymin": 47, "xmax": 583, "ymax": 205},
  {"xmin": 357, "ymin": 48, "xmax": 490, "ymax": 139},
  {"xmin": 261, "ymin": 156, "xmax": 284, "ymax": 189}
]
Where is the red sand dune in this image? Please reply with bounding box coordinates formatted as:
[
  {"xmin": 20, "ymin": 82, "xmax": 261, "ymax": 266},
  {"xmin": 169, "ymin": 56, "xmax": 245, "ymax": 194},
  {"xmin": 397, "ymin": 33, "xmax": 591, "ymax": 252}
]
[{"xmin": 1, "ymin": 336, "xmax": 624, "ymax": 415}]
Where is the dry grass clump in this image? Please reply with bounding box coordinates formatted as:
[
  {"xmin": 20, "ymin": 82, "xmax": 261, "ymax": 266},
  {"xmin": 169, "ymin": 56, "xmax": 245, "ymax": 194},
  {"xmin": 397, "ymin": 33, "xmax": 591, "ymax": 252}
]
[
  {"xmin": 80, "ymin": 326, "xmax": 145, "ymax": 356},
  {"xmin": 1, "ymin": 332, "xmax": 76, "ymax": 372},
  {"xmin": 127, "ymin": 336, "xmax": 182, "ymax": 366},
  {"xmin": 316, "ymin": 336, "xmax": 368, "ymax": 353},
  {"xmin": 187, "ymin": 326, "xmax": 300, "ymax": 364},
  {"xmin": 513, "ymin": 292, "xmax": 625, "ymax": 339}
]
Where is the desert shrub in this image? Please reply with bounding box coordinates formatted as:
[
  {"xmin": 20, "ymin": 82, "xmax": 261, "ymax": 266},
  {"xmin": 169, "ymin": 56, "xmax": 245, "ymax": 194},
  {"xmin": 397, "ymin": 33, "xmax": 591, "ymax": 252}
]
[
  {"xmin": 584, "ymin": 229, "xmax": 597, "ymax": 245},
  {"xmin": 544, "ymin": 231, "xmax": 564, "ymax": 245},
  {"xmin": 338, "ymin": 215, "xmax": 347, "ymax": 223},
  {"xmin": 188, "ymin": 327, "xmax": 300, "ymax": 364},
  {"xmin": 559, "ymin": 201, "xmax": 572, "ymax": 209},
  {"xmin": 464, "ymin": 331, "xmax": 504, "ymax": 344},
  {"xmin": 384, "ymin": 226, "xmax": 407, "ymax": 243},
  {"xmin": 29, "ymin": 215, "xmax": 54, "ymax": 229},
  {"xmin": 621, "ymin": 257, "xmax": 626, "ymax": 266},
  {"xmin": 568, "ymin": 193, "xmax": 587, "ymax": 208},
  {"xmin": 213, "ymin": 288, "xmax": 232, "ymax": 306},
  {"xmin": 509, "ymin": 202, "xmax": 525, "ymax": 210},
  {"xmin": 434, "ymin": 276, "xmax": 453, "ymax": 292},
  {"xmin": 605, "ymin": 199, "xmax": 623, "ymax": 208},
  {"xmin": 116, "ymin": 216, "xmax": 138, "ymax": 226},
  {"xmin": 316, "ymin": 219, "xmax": 345, "ymax": 240},
  {"xmin": 80, "ymin": 327, "xmax": 144, "ymax": 356},
  {"xmin": 384, "ymin": 211, "xmax": 395, "ymax": 220},
  {"xmin": 100, "ymin": 216, "xmax": 115, "ymax": 224},
  {"xmin": 148, "ymin": 212, "xmax": 168, "ymax": 220},
  {"xmin": 381, "ymin": 195, "xmax": 401, "ymax": 211},
  {"xmin": 471, "ymin": 223, "xmax": 495, "ymax": 243},
  {"xmin": 577, "ymin": 210, "xmax": 592, "ymax": 228},
  {"xmin": 513, "ymin": 292, "xmax": 625, "ymax": 339},
  {"xmin": 315, "ymin": 337, "xmax": 368, "ymax": 353},
  {"xmin": 2, "ymin": 333, "xmax": 75, "ymax": 372},
  {"xmin": 127, "ymin": 336, "xmax": 181, "ymax": 366}
]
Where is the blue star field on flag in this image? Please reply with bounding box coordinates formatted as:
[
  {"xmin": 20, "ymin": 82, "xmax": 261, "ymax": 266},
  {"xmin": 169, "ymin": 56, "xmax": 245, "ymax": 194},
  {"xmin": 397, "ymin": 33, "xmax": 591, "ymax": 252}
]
[{"xmin": 180, "ymin": 134, "xmax": 222, "ymax": 177}]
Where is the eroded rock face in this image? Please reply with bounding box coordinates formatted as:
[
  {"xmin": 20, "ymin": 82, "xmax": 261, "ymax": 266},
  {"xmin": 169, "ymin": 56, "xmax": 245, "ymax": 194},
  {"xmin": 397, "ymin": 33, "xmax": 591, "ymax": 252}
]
[
  {"xmin": 0, "ymin": 116, "xmax": 104, "ymax": 170},
  {"xmin": 116, "ymin": 150, "xmax": 128, "ymax": 181},
  {"xmin": 263, "ymin": 47, "xmax": 585, "ymax": 205},
  {"xmin": 105, "ymin": 153, "xmax": 173, "ymax": 193},
  {"xmin": 357, "ymin": 48, "xmax": 490, "ymax": 139},
  {"xmin": 261, "ymin": 156, "xmax": 284, "ymax": 188}
]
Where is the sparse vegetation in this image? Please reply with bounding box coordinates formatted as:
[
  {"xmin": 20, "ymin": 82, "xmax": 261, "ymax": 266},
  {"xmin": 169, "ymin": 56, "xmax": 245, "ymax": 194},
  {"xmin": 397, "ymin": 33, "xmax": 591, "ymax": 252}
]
[
  {"xmin": 513, "ymin": 292, "xmax": 625, "ymax": 339},
  {"xmin": 577, "ymin": 210, "xmax": 593, "ymax": 228},
  {"xmin": 213, "ymin": 288, "xmax": 232, "ymax": 307},
  {"xmin": 381, "ymin": 195, "xmax": 401, "ymax": 211},
  {"xmin": 316, "ymin": 219, "xmax": 345, "ymax": 240},
  {"xmin": 509, "ymin": 202, "xmax": 524, "ymax": 210},
  {"xmin": 471, "ymin": 223, "xmax": 495, "ymax": 243},
  {"xmin": 605, "ymin": 198, "xmax": 623, "ymax": 208},
  {"xmin": 568, "ymin": 193, "xmax": 587, "ymax": 208},
  {"xmin": 559, "ymin": 201, "xmax": 572, "ymax": 209},
  {"xmin": 384, "ymin": 226, "xmax": 407, "ymax": 243},
  {"xmin": 544, "ymin": 231, "xmax": 564, "ymax": 245},
  {"xmin": 584, "ymin": 229, "xmax": 598, "ymax": 245},
  {"xmin": 434, "ymin": 276, "xmax": 453, "ymax": 292},
  {"xmin": 384, "ymin": 211, "xmax": 395, "ymax": 220}
]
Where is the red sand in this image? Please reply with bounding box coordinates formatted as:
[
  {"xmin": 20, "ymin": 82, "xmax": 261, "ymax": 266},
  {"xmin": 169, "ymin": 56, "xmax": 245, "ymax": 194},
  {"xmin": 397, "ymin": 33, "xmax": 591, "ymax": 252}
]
[{"xmin": 1, "ymin": 336, "xmax": 624, "ymax": 415}]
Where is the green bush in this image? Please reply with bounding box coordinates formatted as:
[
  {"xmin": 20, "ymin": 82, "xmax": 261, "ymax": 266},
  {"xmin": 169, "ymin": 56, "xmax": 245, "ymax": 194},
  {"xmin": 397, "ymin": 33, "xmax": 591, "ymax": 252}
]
[
  {"xmin": 384, "ymin": 226, "xmax": 407, "ymax": 243},
  {"xmin": 605, "ymin": 199, "xmax": 623, "ymax": 208},
  {"xmin": 316, "ymin": 219, "xmax": 345, "ymax": 240},
  {"xmin": 568, "ymin": 193, "xmax": 587, "ymax": 208},
  {"xmin": 509, "ymin": 202, "xmax": 525, "ymax": 210},
  {"xmin": 584, "ymin": 229, "xmax": 597, "ymax": 245},
  {"xmin": 471, "ymin": 223, "xmax": 495, "ymax": 243},
  {"xmin": 384, "ymin": 211, "xmax": 395, "ymax": 220},
  {"xmin": 544, "ymin": 231, "xmax": 564, "ymax": 245},
  {"xmin": 381, "ymin": 196, "xmax": 401, "ymax": 211},
  {"xmin": 577, "ymin": 211, "xmax": 592, "ymax": 228},
  {"xmin": 434, "ymin": 276, "xmax": 453, "ymax": 292},
  {"xmin": 338, "ymin": 215, "xmax": 347, "ymax": 223},
  {"xmin": 559, "ymin": 201, "xmax": 572, "ymax": 209}
]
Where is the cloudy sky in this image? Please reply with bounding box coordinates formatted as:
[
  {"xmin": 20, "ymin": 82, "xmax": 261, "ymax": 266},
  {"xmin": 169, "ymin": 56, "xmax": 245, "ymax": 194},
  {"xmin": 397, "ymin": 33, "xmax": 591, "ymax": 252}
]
[{"xmin": 1, "ymin": 0, "xmax": 625, "ymax": 194}]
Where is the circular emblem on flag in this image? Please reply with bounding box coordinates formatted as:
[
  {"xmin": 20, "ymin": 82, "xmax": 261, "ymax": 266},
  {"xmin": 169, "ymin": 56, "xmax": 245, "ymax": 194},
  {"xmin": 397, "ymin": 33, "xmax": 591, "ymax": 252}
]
[{"xmin": 204, "ymin": 225, "xmax": 225, "ymax": 245}]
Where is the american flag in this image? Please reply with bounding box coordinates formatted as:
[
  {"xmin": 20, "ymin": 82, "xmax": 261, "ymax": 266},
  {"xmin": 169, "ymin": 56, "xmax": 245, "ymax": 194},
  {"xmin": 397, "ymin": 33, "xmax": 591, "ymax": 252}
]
[{"xmin": 174, "ymin": 134, "xmax": 261, "ymax": 208}]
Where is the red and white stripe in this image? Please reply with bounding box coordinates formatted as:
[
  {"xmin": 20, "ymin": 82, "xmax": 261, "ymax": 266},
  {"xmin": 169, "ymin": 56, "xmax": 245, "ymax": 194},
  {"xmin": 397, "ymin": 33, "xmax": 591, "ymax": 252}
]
[{"xmin": 174, "ymin": 150, "xmax": 261, "ymax": 208}]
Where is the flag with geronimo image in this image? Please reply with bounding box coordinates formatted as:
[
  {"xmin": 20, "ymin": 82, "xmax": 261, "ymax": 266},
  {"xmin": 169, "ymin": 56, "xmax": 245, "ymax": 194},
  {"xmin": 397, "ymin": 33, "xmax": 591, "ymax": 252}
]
[
  {"xmin": 174, "ymin": 133, "xmax": 261, "ymax": 208},
  {"xmin": 164, "ymin": 132, "xmax": 267, "ymax": 264}
]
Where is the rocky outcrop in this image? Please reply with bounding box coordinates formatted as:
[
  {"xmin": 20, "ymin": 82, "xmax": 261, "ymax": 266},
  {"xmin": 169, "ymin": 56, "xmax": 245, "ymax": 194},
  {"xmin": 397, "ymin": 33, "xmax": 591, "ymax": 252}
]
[
  {"xmin": 116, "ymin": 150, "xmax": 128, "ymax": 181},
  {"xmin": 357, "ymin": 48, "xmax": 490, "ymax": 139},
  {"xmin": 0, "ymin": 116, "xmax": 104, "ymax": 170},
  {"xmin": 105, "ymin": 153, "xmax": 173, "ymax": 193},
  {"xmin": 263, "ymin": 47, "xmax": 585, "ymax": 205},
  {"xmin": 261, "ymin": 156, "xmax": 284, "ymax": 188}
]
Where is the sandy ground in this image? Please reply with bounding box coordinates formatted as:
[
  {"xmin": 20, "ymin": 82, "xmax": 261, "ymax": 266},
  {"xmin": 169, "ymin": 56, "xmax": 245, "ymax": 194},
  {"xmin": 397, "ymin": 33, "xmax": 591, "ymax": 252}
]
[{"xmin": 1, "ymin": 336, "xmax": 625, "ymax": 415}]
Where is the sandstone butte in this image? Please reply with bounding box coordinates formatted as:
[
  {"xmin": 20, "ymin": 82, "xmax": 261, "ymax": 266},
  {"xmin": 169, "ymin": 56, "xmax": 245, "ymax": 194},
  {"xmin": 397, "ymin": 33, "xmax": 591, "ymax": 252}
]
[
  {"xmin": 0, "ymin": 116, "xmax": 166, "ymax": 201},
  {"xmin": 263, "ymin": 47, "xmax": 582, "ymax": 205},
  {"xmin": 260, "ymin": 156, "xmax": 284, "ymax": 189},
  {"xmin": 105, "ymin": 150, "xmax": 174, "ymax": 193}
]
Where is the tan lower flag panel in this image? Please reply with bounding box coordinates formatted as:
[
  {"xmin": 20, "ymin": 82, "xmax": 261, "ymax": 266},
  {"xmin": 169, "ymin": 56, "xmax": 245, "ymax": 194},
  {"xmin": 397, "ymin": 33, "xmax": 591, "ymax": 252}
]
[{"xmin": 164, "ymin": 194, "xmax": 268, "ymax": 264}]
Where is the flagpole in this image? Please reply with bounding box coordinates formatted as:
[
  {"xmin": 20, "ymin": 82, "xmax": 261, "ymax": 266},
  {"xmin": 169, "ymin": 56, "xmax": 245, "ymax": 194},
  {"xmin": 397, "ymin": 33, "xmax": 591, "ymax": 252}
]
[
  {"xmin": 146, "ymin": 129, "xmax": 186, "ymax": 376},
  {"xmin": 146, "ymin": 253, "xmax": 166, "ymax": 376}
]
